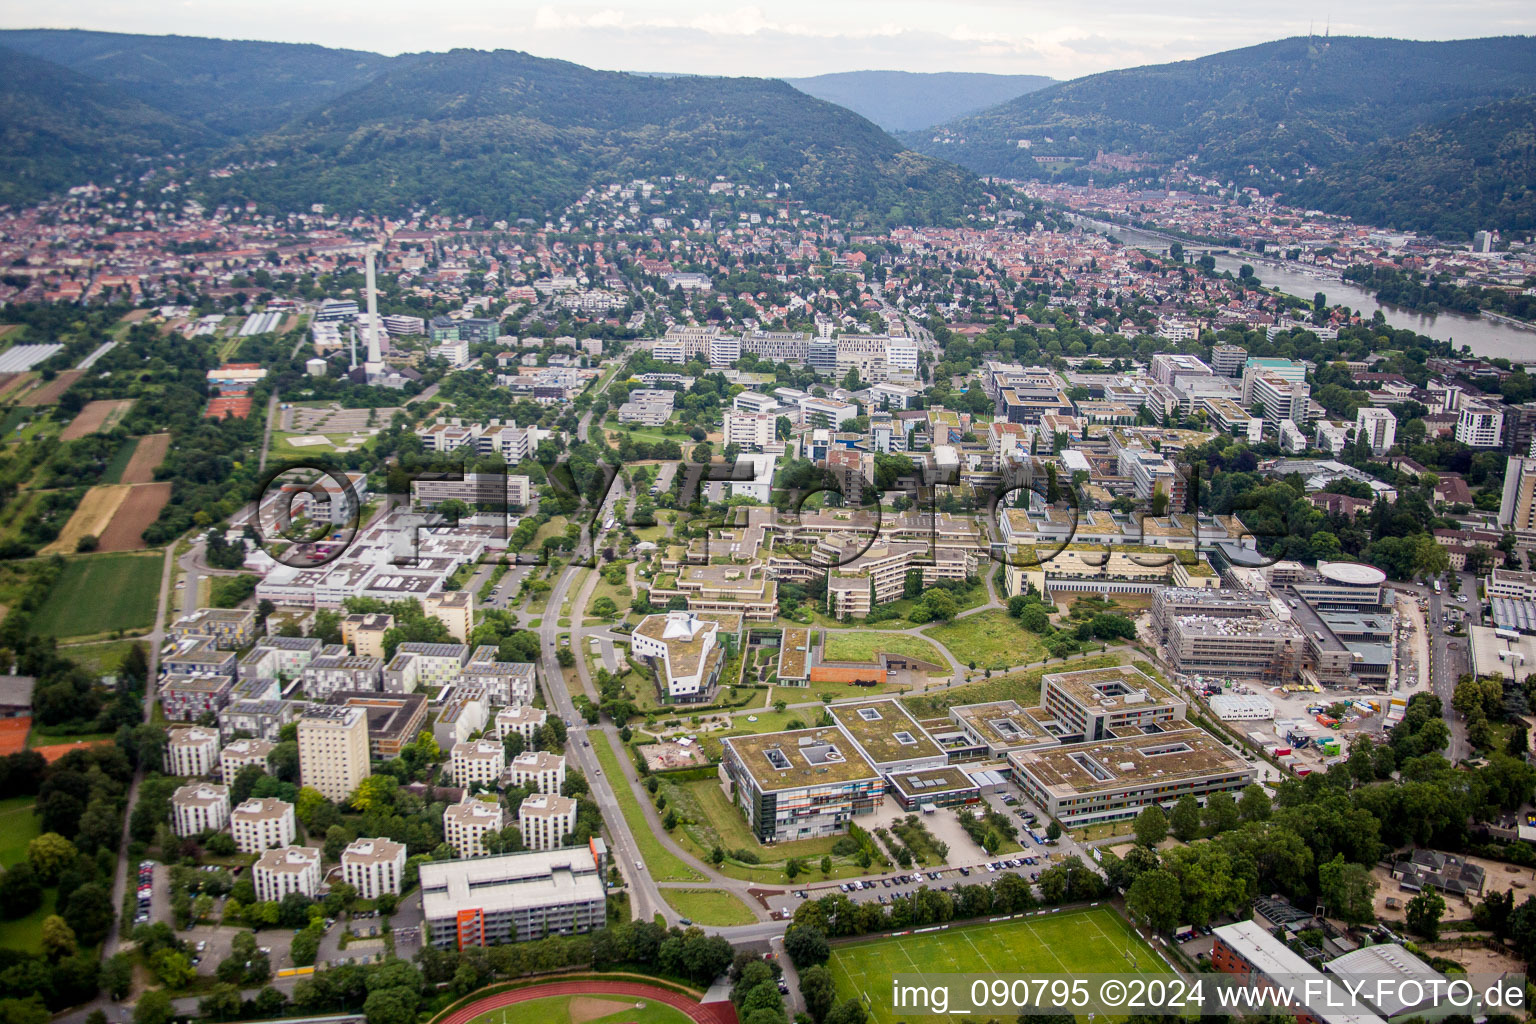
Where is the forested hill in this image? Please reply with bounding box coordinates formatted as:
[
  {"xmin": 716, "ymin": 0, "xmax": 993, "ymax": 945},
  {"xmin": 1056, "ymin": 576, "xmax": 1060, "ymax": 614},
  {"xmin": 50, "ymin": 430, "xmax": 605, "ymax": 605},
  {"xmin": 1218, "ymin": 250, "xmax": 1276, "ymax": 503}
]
[
  {"xmin": 784, "ymin": 71, "xmax": 1054, "ymax": 132},
  {"xmin": 903, "ymin": 35, "xmax": 1536, "ymax": 232},
  {"xmin": 0, "ymin": 46, "xmax": 209, "ymax": 206},
  {"xmin": 204, "ymin": 48, "xmax": 983, "ymax": 227},
  {"xmin": 1285, "ymin": 96, "xmax": 1536, "ymax": 239},
  {"xmin": 0, "ymin": 29, "xmax": 398, "ymax": 136}
]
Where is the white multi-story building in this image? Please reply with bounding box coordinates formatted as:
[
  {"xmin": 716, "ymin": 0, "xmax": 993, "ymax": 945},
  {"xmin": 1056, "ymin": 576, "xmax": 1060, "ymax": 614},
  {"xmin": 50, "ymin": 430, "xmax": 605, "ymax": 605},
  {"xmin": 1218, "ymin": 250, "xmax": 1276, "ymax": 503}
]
[
  {"xmin": 708, "ymin": 334, "xmax": 741, "ymax": 368},
  {"xmin": 443, "ymin": 798, "xmax": 505, "ymax": 857},
  {"xmin": 164, "ymin": 727, "xmax": 220, "ymax": 777},
  {"xmin": 494, "ymin": 706, "xmax": 547, "ymax": 747},
  {"xmin": 341, "ymin": 837, "xmax": 406, "ymax": 899},
  {"xmin": 884, "ymin": 338, "xmax": 919, "ymax": 377},
  {"xmin": 1247, "ymin": 371, "xmax": 1311, "ymax": 429},
  {"xmin": 230, "ymin": 797, "xmax": 297, "ymax": 853},
  {"xmin": 219, "ymin": 738, "xmax": 275, "ymax": 781},
  {"xmin": 1457, "ymin": 401, "xmax": 1505, "ymax": 448},
  {"xmin": 171, "ymin": 783, "xmax": 230, "ymax": 837},
  {"xmin": 506, "ymin": 751, "xmax": 566, "ymax": 795},
  {"xmin": 253, "ymin": 846, "xmax": 322, "ymax": 903},
  {"xmin": 722, "ymin": 411, "xmax": 776, "ymax": 451},
  {"xmin": 1355, "ymin": 407, "xmax": 1397, "ymax": 455},
  {"xmin": 517, "ymin": 793, "xmax": 577, "ymax": 852},
  {"xmin": 451, "ymin": 739, "xmax": 506, "ymax": 788},
  {"xmin": 630, "ymin": 611, "xmax": 723, "ymax": 702}
]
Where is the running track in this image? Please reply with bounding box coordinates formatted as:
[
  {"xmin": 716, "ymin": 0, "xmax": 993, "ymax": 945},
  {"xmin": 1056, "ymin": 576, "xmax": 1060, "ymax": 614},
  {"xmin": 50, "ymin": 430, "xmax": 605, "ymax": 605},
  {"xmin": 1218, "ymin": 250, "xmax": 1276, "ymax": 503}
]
[{"xmin": 436, "ymin": 980, "xmax": 739, "ymax": 1024}]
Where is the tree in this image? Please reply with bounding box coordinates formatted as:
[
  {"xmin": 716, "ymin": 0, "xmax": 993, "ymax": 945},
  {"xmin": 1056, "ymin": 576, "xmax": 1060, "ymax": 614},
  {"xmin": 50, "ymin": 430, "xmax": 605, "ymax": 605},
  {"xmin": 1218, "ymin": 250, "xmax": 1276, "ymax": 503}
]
[
  {"xmin": 0, "ymin": 862, "xmax": 43, "ymax": 919},
  {"xmin": 820, "ymin": 855, "xmax": 832, "ymax": 876},
  {"xmin": 1134, "ymin": 805, "xmax": 1168, "ymax": 848},
  {"xmin": 784, "ymin": 924, "xmax": 830, "ymax": 968},
  {"xmin": 134, "ymin": 990, "xmax": 175, "ymax": 1024},
  {"xmin": 363, "ymin": 988, "xmax": 420, "ymax": 1024},
  {"xmin": 40, "ymin": 914, "xmax": 77, "ymax": 960},
  {"xmin": 1318, "ymin": 854, "xmax": 1378, "ymax": 925},
  {"xmin": 64, "ymin": 882, "xmax": 115, "ymax": 946},
  {"xmin": 1169, "ymin": 794, "xmax": 1202, "ymax": 841},
  {"xmin": 825, "ymin": 1001, "xmax": 867, "ymax": 1024},
  {"xmin": 1237, "ymin": 784, "xmax": 1271, "ymax": 822},
  {"xmin": 800, "ymin": 965, "xmax": 837, "ymax": 1024},
  {"xmin": 1125, "ymin": 869, "xmax": 1182, "ymax": 933},
  {"xmin": 1202, "ymin": 792, "xmax": 1240, "ymax": 835},
  {"xmin": 1044, "ymin": 820, "xmax": 1062, "ymax": 841},
  {"xmin": 1406, "ymin": 890, "xmax": 1446, "ymax": 940},
  {"xmin": 26, "ymin": 833, "xmax": 76, "ymax": 884}
]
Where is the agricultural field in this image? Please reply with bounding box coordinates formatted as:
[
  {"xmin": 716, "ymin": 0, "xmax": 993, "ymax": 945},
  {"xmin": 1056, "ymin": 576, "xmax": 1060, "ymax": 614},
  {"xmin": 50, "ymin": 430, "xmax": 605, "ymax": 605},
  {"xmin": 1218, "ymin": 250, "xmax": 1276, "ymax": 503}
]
[
  {"xmin": 29, "ymin": 551, "xmax": 162, "ymax": 638},
  {"xmin": 43, "ymin": 484, "xmax": 132, "ymax": 554},
  {"xmin": 828, "ymin": 906, "xmax": 1166, "ymax": 1024},
  {"xmin": 97, "ymin": 481, "xmax": 172, "ymax": 550},
  {"xmin": 822, "ymin": 631, "xmax": 947, "ymax": 667},
  {"xmin": 59, "ymin": 398, "xmax": 134, "ymax": 440},
  {"xmin": 101, "ymin": 437, "xmax": 139, "ymax": 484},
  {"xmin": 16, "ymin": 370, "xmax": 83, "ymax": 407},
  {"xmin": 923, "ymin": 610, "xmax": 1048, "ymax": 671},
  {"xmin": 120, "ymin": 433, "xmax": 170, "ymax": 483}
]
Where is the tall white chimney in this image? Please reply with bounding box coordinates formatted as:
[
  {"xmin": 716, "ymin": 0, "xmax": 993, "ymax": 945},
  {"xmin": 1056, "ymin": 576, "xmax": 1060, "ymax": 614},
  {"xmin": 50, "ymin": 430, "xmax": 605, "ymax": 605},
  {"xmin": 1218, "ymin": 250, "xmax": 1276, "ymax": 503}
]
[{"xmin": 364, "ymin": 249, "xmax": 383, "ymax": 371}]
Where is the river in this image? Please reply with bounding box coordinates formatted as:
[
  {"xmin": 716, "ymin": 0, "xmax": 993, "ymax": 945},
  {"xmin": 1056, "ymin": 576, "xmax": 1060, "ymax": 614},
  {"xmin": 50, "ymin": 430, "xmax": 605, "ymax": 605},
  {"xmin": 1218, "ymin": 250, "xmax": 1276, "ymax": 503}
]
[{"xmin": 1069, "ymin": 216, "xmax": 1536, "ymax": 362}]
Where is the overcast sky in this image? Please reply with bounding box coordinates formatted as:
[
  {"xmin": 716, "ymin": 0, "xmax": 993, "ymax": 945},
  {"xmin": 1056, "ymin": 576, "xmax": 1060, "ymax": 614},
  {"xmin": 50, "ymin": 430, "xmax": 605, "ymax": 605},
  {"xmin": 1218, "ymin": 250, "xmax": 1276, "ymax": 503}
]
[{"xmin": 4, "ymin": 0, "xmax": 1534, "ymax": 79}]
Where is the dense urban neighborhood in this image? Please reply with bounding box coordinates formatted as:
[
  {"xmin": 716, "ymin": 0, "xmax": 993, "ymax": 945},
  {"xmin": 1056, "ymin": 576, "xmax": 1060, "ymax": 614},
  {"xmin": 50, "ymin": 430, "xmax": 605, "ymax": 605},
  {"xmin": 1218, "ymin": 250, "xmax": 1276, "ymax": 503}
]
[{"xmin": 1, "ymin": 21, "xmax": 1536, "ymax": 1024}]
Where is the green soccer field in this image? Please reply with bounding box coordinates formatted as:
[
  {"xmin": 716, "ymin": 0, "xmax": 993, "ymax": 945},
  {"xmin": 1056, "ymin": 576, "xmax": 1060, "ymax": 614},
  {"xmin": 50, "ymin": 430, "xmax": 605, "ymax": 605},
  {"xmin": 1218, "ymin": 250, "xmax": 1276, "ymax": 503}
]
[{"xmin": 827, "ymin": 906, "xmax": 1167, "ymax": 1024}]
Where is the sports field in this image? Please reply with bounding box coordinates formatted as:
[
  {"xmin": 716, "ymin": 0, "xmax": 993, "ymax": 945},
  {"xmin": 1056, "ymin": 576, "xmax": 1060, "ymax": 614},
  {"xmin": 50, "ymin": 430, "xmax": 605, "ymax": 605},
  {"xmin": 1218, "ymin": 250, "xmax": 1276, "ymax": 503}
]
[
  {"xmin": 828, "ymin": 906, "xmax": 1166, "ymax": 1024},
  {"xmin": 467, "ymin": 994, "xmax": 694, "ymax": 1024},
  {"xmin": 29, "ymin": 552, "xmax": 161, "ymax": 638}
]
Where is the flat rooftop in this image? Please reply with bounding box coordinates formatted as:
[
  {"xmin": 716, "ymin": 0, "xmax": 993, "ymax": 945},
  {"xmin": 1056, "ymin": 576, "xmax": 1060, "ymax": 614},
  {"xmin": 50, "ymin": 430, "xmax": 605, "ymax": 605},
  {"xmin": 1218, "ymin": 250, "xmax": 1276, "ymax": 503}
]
[
  {"xmin": 419, "ymin": 848, "xmax": 604, "ymax": 920},
  {"xmin": 888, "ymin": 766, "xmax": 980, "ymax": 800},
  {"xmin": 1042, "ymin": 664, "xmax": 1183, "ymax": 712},
  {"xmin": 1008, "ymin": 728, "xmax": 1252, "ymax": 798},
  {"xmin": 950, "ymin": 700, "xmax": 1056, "ymax": 750},
  {"xmin": 826, "ymin": 698, "xmax": 945, "ymax": 765},
  {"xmin": 723, "ymin": 727, "xmax": 882, "ymax": 791}
]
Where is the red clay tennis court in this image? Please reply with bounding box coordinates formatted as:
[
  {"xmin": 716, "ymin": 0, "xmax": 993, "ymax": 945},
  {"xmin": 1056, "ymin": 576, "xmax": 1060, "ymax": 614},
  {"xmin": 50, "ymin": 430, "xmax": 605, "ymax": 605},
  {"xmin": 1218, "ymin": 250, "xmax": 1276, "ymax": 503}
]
[{"xmin": 0, "ymin": 717, "xmax": 27, "ymax": 755}]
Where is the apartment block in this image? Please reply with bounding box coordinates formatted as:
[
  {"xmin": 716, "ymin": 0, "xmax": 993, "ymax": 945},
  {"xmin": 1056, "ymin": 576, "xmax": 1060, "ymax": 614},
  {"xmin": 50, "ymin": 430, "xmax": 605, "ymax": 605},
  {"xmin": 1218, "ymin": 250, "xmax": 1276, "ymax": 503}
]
[
  {"xmin": 494, "ymin": 705, "xmax": 547, "ymax": 747},
  {"xmin": 219, "ymin": 738, "xmax": 275, "ymax": 781},
  {"xmin": 506, "ymin": 751, "xmax": 566, "ymax": 794},
  {"xmin": 341, "ymin": 837, "xmax": 406, "ymax": 899},
  {"xmin": 452, "ymin": 739, "xmax": 506, "ymax": 788},
  {"xmin": 164, "ymin": 726, "xmax": 220, "ymax": 777},
  {"xmin": 296, "ymin": 705, "xmax": 370, "ymax": 803},
  {"xmin": 517, "ymin": 793, "xmax": 577, "ymax": 851},
  {"xmin": 171, "ymin": 783, "xmax": 230, "ymax": 837},
  {"xmin": 170, "ymin": 607, "xmax": 258, "ymax": 650},
  {"xmin": 253, "ymin": 846, "xmax": 322, "ymax": 903},
  {"xmin": 230, "ymin": 797, "xmax": 296, "ymax": 853},
  {"xmin": 443, "ymin": 797, "xmax": 504, "ymax": 857}
]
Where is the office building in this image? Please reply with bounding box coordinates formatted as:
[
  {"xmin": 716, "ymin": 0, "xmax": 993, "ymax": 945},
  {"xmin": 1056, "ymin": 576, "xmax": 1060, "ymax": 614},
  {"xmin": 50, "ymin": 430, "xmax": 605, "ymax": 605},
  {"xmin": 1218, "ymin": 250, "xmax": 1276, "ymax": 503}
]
[
  {"xmin": 230, "ymin": 797, "xmax": 296, "ymax": 853},
  {"xmin": 253, "ymin": 846, "xmax": 322, "ymax": 903},
  {"xmin": 341, "ymin": 837, "xmax": 406, "ymax": 899},
  {"xmin": 164, "ymin": 726, "xmax": 220, "ymax": 777},
  {"xmin": 518, "ymin": 793, "xmax": 578, "ymax": 851},
  {"xmin": 420, "ymin": 848, "xmax": 606, "ymax": 948},
  {"xmin": 296, "ymin": 705, "xmax": 370, "ymax": 803},
  {"xmin": 1037, "ymin": 665, "xmax": 1186, "ymax": 743},
  {"xmin": 1211, "ymin": 921, "xmax": 1385, "ymax": 1024},
  {"xmin": 721, "ymin": 727, "xmax": 883, "ymax": 842},
  {"xmin": 631, "ymin": 611, "xmax": 726, "ymax": 702},
  {"xmin": 171, "ymin": 783, "xmax": 230, "ymax": 837},
  {"xmin": 1008, "ymin": 728, "xmax": 1255, "ymax": 826}
]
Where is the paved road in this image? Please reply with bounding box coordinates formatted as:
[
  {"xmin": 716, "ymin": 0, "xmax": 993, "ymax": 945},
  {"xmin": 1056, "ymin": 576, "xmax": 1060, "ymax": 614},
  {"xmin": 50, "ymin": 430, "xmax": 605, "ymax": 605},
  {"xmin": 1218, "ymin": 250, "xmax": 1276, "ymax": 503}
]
[{"xmin": 103, "ymin": 544, "xmax": 178, "ymax": 960}]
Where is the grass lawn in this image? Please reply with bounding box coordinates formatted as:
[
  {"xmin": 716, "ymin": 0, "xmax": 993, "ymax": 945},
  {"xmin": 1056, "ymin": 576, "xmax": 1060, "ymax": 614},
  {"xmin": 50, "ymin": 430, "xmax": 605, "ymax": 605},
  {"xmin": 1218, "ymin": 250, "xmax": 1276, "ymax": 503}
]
[
  {"xmin": 661, "ymin": 888, "xmax": 757, "ymax": 926},
  {"xmin": 587, "ymin": 734, "xmax": 706, "ymax": 883},
  {"xmin": 584, "ymin": 574, "xmax": 633, "ymax": 624},
  {"xmin": 822, "ymin": 631, "xmax": 947, "ymax": 667},
  {"xmin": 0, "ymin": 888, "xmax": 55, "ymax": 953},
  {"xmin": 0, "ymin": 797, "xmax": 39, "ymax": 868},
  {"xmin": 901, "ymin": 654, "xmax": 1124, "ymax": 717},
  {"xmin": 467, "ymin": 994, "xmax": 695, "ymax": 1024},
  {"xmin": 29, "ymin": 551, "xmax": 161, "ymax": 638},
  {"xmin": 828, "ymin": 906, "xmax": 1166, "ymax": 1024},
  {"xmin": 923, "ymin": 610, "xmax": 1048, "ymax": 671}
]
